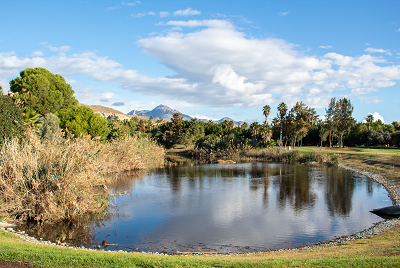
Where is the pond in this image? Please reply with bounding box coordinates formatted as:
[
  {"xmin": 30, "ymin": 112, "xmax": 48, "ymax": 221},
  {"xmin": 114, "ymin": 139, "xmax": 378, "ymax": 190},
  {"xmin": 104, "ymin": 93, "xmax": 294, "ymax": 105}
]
[{"xmin": 19, "ymin": 163, "xmax": 390, "ymax": 253}]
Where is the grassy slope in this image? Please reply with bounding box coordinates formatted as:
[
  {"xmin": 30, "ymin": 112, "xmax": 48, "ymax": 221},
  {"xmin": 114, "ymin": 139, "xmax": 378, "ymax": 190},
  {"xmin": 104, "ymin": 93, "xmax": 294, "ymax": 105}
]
[{"xmin": 2, "ymin": 148, "xmax": 400, "ymax": 267}]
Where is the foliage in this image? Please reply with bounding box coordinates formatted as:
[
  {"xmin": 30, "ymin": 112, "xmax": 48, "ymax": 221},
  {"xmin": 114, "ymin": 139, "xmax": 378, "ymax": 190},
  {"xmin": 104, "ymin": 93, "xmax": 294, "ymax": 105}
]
[
  {"xmin": 334, "ymin": 98, "xmax": 355, "ymax": 148},
  {"xmin": 9, "ymin": 67, "xmax": 78, "ymax": 115},
  {"xmin": 40, "ymin": 113, "xmax": 62, "ymax": 142},
  {"xmin": 368, "ymin": 128, "xmax": 391, "ymax": 146},
  {"xmin": 57, "ymin": 105, "xmax": 110, "ymax": 141},
  {"xmin": 289, "ymin": 101, "xmax": 318, "ymax": 147},
  {"xmin": 0, "ymin": 94, "xmax": 26, "ymax": 144},
  {"xmin": 22, "ymin": 108, "xmax": 43, "ymax": 133}
]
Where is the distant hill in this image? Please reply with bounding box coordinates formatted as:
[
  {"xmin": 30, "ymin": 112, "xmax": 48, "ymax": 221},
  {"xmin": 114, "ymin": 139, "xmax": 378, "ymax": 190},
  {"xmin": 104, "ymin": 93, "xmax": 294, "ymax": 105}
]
[
  {"xmin": 199, "ymin": 117, "xmax": 244, "ymax": 126},
  {"xmin": 79, "ymin": 104, "xmax": 148, "ymax": 120},
  {"xmin": 82, "ymin": 103, "xmax": 244, "ymax": 125},
  {"xmin": 128, "ymin": 104, "xmax": 192, "ymax": 121}
]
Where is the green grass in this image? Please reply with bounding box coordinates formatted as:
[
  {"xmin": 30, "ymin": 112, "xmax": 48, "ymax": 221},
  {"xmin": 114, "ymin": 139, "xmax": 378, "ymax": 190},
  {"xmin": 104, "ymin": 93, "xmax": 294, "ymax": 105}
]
[
  {"xmin": 297, "ymin": 146, "xmax": 400, "ymax": 157},
  {"xmin": 1, "ymin": 228, "xmax": 400, "ymax": 267}
]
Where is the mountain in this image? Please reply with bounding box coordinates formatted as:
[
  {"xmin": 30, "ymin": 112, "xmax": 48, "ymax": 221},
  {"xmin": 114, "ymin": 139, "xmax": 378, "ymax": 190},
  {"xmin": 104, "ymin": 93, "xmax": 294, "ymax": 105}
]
[{"xmin": 127, "ymin": 104, "xmax": 192, "ymax": 121}]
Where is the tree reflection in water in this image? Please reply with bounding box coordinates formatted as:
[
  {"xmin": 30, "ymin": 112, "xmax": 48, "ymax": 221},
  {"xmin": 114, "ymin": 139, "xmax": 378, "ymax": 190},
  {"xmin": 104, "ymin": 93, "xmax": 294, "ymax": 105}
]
[{"xmin": 17, "ymin": 163, "xmax": 385, "ymax": 252}]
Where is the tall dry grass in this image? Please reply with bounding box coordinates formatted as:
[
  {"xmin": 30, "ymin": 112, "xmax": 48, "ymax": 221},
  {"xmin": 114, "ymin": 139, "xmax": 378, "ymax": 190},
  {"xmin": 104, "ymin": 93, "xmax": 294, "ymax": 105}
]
[{"xmin": 0, "ymin": 131, "xmax": 164, "ymax": 223}]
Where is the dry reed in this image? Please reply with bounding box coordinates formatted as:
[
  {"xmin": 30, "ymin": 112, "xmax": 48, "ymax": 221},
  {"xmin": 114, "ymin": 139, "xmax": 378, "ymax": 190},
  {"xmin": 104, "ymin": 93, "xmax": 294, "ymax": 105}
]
[{"xmin": 0, "ymin": 131, "xmax": 164, "ymax": 223}]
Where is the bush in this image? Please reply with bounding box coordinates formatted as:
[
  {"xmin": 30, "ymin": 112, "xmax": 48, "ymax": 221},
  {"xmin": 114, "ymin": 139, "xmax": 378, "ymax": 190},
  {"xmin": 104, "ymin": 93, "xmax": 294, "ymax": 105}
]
[
  {"xmin": 0, "ymin": 94, "xmax": 26, "ymax": 144},
  {"xmin": 57, "ymin": 105, "xmax": 110, "ymax": 141},
  {"xmin": 40, "ymin": 113, "xmax": 62, "ymax": 142}
]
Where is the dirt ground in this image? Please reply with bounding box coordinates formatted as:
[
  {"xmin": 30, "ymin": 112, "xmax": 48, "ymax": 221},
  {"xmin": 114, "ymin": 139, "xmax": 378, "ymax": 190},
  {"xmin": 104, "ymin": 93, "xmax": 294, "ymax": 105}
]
[{"xmin": 0, "ymin": 260, "xmax": 35, "ymax": 268}]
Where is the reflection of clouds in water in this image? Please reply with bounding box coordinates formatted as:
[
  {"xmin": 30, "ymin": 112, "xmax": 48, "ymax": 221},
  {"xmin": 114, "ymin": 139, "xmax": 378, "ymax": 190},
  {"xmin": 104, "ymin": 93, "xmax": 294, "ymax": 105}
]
[
  {"xmin": 95, "ymin": 164, "xmax": 389, "ymax": 252},
  {"xmin": 212, "ymin": 189, "xmax": 246, "ymax": 227}
]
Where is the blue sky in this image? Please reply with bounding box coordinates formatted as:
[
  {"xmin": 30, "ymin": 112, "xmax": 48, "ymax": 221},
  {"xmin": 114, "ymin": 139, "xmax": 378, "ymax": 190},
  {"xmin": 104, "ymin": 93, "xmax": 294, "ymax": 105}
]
[{"xmin": 1, "ymin": 0, "xmax": 400, "ymax": 123}]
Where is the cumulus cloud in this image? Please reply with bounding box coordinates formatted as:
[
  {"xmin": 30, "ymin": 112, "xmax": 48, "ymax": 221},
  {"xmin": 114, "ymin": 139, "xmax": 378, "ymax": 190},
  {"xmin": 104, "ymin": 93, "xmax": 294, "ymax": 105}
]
[
  {"xmin": 174, "ymin": 8, "xmax": 201, "ymax": 16},
  {"xmin": 31, "ymin": 51, "xmax": 43, "ymax": 57},
  {"xmin": 365, "ymin": 47, "xmax": 392, "ymax": 56},
  {"xmin": 364, "ymin": 112, "xmax": 385, "ymax": 123},
  {"xmin": 1, "ymin": 19, "xmax": 400, "ymax": 109},
  {"xmin": 278, "ymin": 12, "xmax": 289, "ymax": 16},
  {"xmin": 319, "ymin": 45, "xmax": 332, "ymax": 49}
]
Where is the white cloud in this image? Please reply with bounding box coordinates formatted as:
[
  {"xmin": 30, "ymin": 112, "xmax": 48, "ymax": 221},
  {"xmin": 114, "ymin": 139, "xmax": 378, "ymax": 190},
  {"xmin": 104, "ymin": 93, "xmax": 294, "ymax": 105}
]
[
  {"xmin": 397, "ymin": 28, "xmax": 400, "ymax": 32},
  {"xmin": 365, "ymin": 47, "xmax": 392, "ymax": 56},
  {"xmin": 40, "ymin": 42, "xmax": 71, "ymax": 53},
  {"xmin": 31, "ymin": 51, "xmax": 43, "ymax": 56},
  {"xmin": 2, "ymin": 19, "xmax": 400, "ymax": 109},
  {"xmin": 278, "ymin": 12, "xmax": 289, "ymax": 16},
  {"xmin": 190, "ymin": 114, "xmax": 215, "ymax": 120},
  {"xmin": 163, "ymin": 19, "xmax": 234, "ymax": 29},
  {"xmin": 364, "ymin": 112, "xmax": 385, "ymax": 123},
  {"xmin": 103, "ymin": 92, "xmax": 115, "ymax": 99},
  {"xmin": 170, "ymin": 26, "xmax": 182, "ymax": 31},
  {"xmin": 174, "ymin": 8, "xmax": 201, "ymax": 17},
  {"xmin": 319, "ymin": 45, "xmax": 332, "ymax": 49},
  {"xmin": 132, "ymin": 11, "xmax": 156, "ymax": 18},
  {"xmin": 358, "ymin": 96, "xmax": 384, "ymax": 104},
  {"xmin": 159, "ymin": 11, "xmax": 169, "ymax": 18}
]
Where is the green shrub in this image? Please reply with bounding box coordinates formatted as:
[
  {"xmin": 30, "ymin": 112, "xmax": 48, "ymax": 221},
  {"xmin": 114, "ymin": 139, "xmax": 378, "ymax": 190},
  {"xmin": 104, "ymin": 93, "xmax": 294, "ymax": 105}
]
[{"xmin": 0, "ymin": 94, "xmax": 26, "ymax": 144}]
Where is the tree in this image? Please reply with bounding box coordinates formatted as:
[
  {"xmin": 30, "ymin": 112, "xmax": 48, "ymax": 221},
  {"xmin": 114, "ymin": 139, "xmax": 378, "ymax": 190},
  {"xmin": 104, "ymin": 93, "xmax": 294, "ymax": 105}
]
[
  {"xmin": 262, "ymin": 105, "xmax": 271, "ymax": 124},
  {"xmin": 250, "ymin": 122, "xmax": 260, "ymax": 146},
  {"xmin": 290, "ymin": 102, "xmax": 318, "ymax": 148},
  {"xmin": 165, "ymin": 112, "xmax": 184, "ymax": 146},
  {"xmin": 57, "ymin": 106, "xmax": 110, "ymax": 141},
  {"xmin": 334, "ymin": 98, "xmax": 355, "ymax": 148},
  {"xmin": 325, "ymin": 98, "xmax": 337, "ymax": 148},
  {"xmin": 368, "ymin": 129, "xmax": 391, "ymax": 146},
  {"xmin": 318, "ymin": 120, "xmax": 329, "ymax": 147},
  {"xmin": 10, "ymin": 67, "xmax": 78, "ymax": 115},
  {"xmin": 0, "ymin": 94, "xmax": 26, "ymax": 144},
  {"xmin": 366, "ymin": 114, "xmax": 374, "ymax": 131},
  {"xmin": 137, "ymin": 119, "xmax": 146, "ymax": 133},
  {"xmin": 277, "ymin": 102, "xmax": 287, "ymax": 147}
]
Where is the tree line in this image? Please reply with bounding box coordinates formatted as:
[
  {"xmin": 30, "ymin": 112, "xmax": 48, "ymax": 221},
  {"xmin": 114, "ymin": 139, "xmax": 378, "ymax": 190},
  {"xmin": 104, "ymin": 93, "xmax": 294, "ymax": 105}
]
[{"xmin": 2, "ymin": 67, "xmax": 399, "ymax": 150}]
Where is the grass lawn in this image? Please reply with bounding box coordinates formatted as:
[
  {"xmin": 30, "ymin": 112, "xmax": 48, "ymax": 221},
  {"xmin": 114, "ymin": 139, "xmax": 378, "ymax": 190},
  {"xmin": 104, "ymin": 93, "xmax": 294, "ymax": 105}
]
[
  {"xmin": 1, "ymin": 226, "xmax": 400, "ymax": 268},
  {"xmin": 297, "ymin": 146, "xmax": 400, "ymax": 157}
]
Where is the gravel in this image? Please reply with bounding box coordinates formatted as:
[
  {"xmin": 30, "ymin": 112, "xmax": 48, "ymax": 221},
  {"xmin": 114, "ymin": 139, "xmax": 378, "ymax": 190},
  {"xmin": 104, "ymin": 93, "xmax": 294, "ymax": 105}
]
[{"xmin": 2, "ymin": 164, "xmax": 400, "ymax": 256}]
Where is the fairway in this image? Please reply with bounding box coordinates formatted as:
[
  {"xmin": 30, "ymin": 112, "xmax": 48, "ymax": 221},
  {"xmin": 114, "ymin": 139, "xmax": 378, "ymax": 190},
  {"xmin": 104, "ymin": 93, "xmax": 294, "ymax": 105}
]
[{"xmin": 297, "ymin": 146, "xmax": 400, "ymax": 156}]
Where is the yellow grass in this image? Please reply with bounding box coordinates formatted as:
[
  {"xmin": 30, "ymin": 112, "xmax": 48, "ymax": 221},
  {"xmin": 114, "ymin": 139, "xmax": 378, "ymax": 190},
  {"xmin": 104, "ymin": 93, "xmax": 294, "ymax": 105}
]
[{"xmin": 0, "ymin": 131, "xmax": 164, "ymax": 223}]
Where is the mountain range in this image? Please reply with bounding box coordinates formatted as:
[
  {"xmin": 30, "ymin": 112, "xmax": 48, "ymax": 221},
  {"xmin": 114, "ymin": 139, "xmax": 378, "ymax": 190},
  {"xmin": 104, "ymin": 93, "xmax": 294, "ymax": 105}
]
[{"xmin": 128, "ymin": 104, "xmax": 243, "ymax": 125}]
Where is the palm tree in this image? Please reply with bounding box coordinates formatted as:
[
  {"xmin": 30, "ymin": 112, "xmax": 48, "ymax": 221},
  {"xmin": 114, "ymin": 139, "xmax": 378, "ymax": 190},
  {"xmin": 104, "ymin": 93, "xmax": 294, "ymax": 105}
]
[
  {"xmin": 366, "ymin": 114, "xmax": 374, "ymax": 131},
  {"xmin": 263, "ymin": 105, "xmax": 271, "ymax": 124},
  {"xmin": 277, "ymin": 102, "xmax": 287, "ymax": 147},
  {"xmin": 250, "ymin": 122, "xmax": 260, "ymax": 146},
  {"xmin": 23, "ymin": 108, "xmax": 43, "ymax": 132}
]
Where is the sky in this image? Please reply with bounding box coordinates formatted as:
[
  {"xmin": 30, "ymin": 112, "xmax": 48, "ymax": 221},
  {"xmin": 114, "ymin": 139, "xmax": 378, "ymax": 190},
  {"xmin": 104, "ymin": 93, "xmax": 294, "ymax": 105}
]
[{"xmin": 1, "ymin": 0, "xmax": 400, "ymax": 124}]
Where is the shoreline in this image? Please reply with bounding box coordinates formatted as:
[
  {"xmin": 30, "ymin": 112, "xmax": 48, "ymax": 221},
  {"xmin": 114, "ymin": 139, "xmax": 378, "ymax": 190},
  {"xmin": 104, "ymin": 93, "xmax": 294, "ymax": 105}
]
[{"xmin": 1, "ymin": 163, "xmax": 400, "ymax": 256}]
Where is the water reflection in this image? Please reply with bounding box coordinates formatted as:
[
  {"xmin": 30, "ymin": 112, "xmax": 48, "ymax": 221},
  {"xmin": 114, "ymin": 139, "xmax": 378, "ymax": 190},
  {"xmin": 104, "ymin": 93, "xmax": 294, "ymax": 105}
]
[{"xmin": 18, "ymin": 163, "xmax": 389, "ymax": 253}]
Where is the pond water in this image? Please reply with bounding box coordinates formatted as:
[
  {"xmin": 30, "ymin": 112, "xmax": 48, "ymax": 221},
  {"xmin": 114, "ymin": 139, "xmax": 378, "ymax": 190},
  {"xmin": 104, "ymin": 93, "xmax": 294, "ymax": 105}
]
[{"xmin": 19, "ymin": 163, "xmax": 390, "ymax": 253}]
